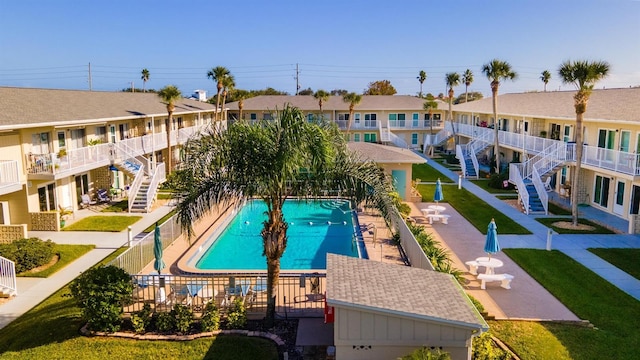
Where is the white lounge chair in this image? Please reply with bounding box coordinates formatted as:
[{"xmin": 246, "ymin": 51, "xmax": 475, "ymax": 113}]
[
  {"xmin": 81, "ymin": 194, "xmax": 96, "ymax": 208},
  {"xmin": 543, "ymin": 177, "xmax": 552, "ymax": 192}
]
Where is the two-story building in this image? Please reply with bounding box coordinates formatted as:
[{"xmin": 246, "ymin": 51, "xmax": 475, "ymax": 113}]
[{"xmin": 0, "ymin": 87, "xmax": 219, "ymax": 233}]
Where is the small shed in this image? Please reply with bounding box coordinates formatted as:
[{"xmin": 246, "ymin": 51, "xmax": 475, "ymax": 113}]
[
  {"xmin": 347, "ymin": 142, "xmax": 426, "ymax": 201},
  {"xmin": 326, "ymin": 254, "xmax": 488, "ymax": 360}
]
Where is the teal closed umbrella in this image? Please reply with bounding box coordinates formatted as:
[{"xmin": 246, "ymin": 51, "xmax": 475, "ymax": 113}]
[
  {"xmin": 484, "ymin": 218, "xmax": 500, "ymax": 259},
  {"xmin": 433, "ymin": 178, "xmax": 444, "ymax": 203},
  {"xmin": 153, "ymin": 223, "xmax": 165, "ymax": 274}
]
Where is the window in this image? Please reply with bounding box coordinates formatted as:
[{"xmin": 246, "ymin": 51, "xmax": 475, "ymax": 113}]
[
  {"xmin": 550, "ymin": 124, "xmax": 561, "ymax": 140},
  {"xmin": 307, "ymin": 114, "xmax": 315, "ymax": 122},
  {"xmin": 388, "ymin": 113, "xmax": 397, "ymax": 127},
  {"xmin": 263, "ymin": 113, "xmax": 274, "ymax": 120},
  {"xmin": 119, "ymin": 123, "xmax": 129, "ymax": 140},
  {"xmin": 411, "ymin": 133, "xmax": 418, "ymax": 145},
  {"xmin": 388, "ymin": 113, "xmax": 406, "ymax": 127},
  {"xmin": 563, "ymin": 125, "xmax": 571, "ymax": 142},
  {"xmin": 250, "ymin": 113, "xmax": 257, "ymax": 120},
  {"xmin": 57, "ymin": 132, "xmax": 66, "ymax": 148},
  {"xmin": 338, "ymin": 113, "xmax": 350, "ymax": 121},
  {"xmin": 364, "ymin": 114, "xmax": 376, "ymax": 127},
  {"xmin": 412, "ymin": 113, "xmax": 419, "ymax": 127},
  {"xmin": 593, "ymin": 175, "xmax": 610, "ymax": 208},
  {"xmin": 354, "ymin": 134, "xmax": 360, "ymax": 142},
  {"xmin": 109, "ymin": 125, "xmax": 116, "ymax": 143},
  {"xmin": 354, "ymin": 113, "xmax": 361, "ymax": 125},
  {"xmin": 31, "ymin": 132, "xmax": 50, "ymax": 154},
  {"xmin": 364, "ymin": 133, "xmax": 377, "ymax": 143},
  {"xmin": 96, "ymin": 126, "xmax": 107, "ymax": 142},
  {"xmin": 38, "ymin": 183, "xmax": 56, "ymax": 212}
]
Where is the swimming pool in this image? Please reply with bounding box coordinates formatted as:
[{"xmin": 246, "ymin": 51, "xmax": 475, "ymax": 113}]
[{"xmin": 192, "ymin": 199, "xmax": 365, "ymax": 271}]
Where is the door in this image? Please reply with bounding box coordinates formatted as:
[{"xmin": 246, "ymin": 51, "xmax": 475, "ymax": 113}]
[
  {"xmin": 597, "ymin": 129, "xmax": 615, "ymax": 161},
  {"xmin": 38, "ymin": 183, "xmax": 56, "ymax": 211},
  {"xmin": 630, "ymin": 185, "xmax": 640, "ymax": 215},
  {"xmin": 69, "ymin": 128, "xmax": 85, "ymax": 149},
  {"xmin": 614, "ymin": 180, "xmax": 625, "ymax": 215},
  {"xmin": 620, "ymin": 130, "xmax": 630, "ymax": 152},
  {"xmin": 391, "ymin": 170, "xmax": 407, "ymax": 200},
  {"xmin": 75, "ymin": 174, "xmax": 89, "ymax": 206},
  {"xmin": 593, "ymin": 175, "xmax": 610, "ymax": 208}
]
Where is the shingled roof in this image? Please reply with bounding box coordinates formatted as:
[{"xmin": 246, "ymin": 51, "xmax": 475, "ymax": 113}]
[
  {"xmin": 226, "ymin": 95, "xmax": 448, "ymax": 111},
  {"xmin": 0, "ymin": 87, "xmax": 217, "ymax": 129},
  {"xmin": 347, "ymin": 142, "xmax": 426, "ymax": 164},
  {"xmin": 326, "ymin": 254, "xmax": 488, "ymax": 330},
  {"xmin": 453, "ymin": 88, "xmax": 640, "ymax": 122}
]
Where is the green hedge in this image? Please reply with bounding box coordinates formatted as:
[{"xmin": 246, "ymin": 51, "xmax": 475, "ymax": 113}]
[{"xmin": 0, "ymin": 237, "xmax": 55, "ymax": 273}]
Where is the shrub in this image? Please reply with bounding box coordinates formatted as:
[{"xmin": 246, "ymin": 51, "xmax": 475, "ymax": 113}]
[
  {"xmin": 0, "ymin": 237, "xmax": 55, "ymax": 273},
  {"xmin": 172, "ymin": 304, "xmax": 194, "ymax": 334},
  {"xmin": 68, "ymin": 265, "xmax": 134, "ymax": 332},
  {"xmin": 472, "ymin": 332, "xmax": 510, "ymax": 360},
  {"xmin": 226, "ymin": 297, "xmax": 247, "ymax": 329},
  {"xmin": 131, "ymin": 303, "xmax": 152, "ymax": 334},
  {"xmin": 154, "ymin": 311, "xmax": 175, "ymax": 333},
  {"xmin": 201, "ymin": 302, "xmax": 221, "ymax": 332},
  {"xmin": 488, "ymin": 172, "xmax": 512, "ymax": 190},
  {"xmin": 400, "ymin": 347, "xmax": 451, "ymax": 359}
]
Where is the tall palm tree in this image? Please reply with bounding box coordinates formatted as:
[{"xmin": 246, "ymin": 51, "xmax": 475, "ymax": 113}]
[
  {"xmin": 157, "ymin": 85, "xmax": 182, "ymax": 174},
  {"xmin": 558, "ymin": 60, "xmax": 610, "ymax": 226},
  {"xmin": 207, "ymin": 66, "xmax": 231, "ymax": 121},
  {"xmin": 174, "ymin": 105, "xmax": 394, "ymax": 325},
  {"xmin": 445, "ymin": 72, "xmax": 460, "ymax": 144},
  {"xmin": 417, "ymin": 70, "xmax": 427, "ymax": 98},
  {"xmin": 423, "ymin": 98, "xmax": 439, "ymax": 155},
  {"xmin": 313, "ymin": 89, "xmax": 330, "ymax": 118},
  {"xmin": 342, "ymin": 92, "xmax": 362, "ymax": 138},
  {"xmin": 482, "ymin": 59, "xmax": 518, "ymax": 173},
  {"xmin": 540, "ymin": 70, "xmax": 551, "ymax": 92},
  {"xmin": 141, "ymin": 68, "xmax": 150, "ymax": 92},
  {"xmin": 220, "ymin": 74, "xmax": 235, "ymax": 121},
  {"xmin": 462, "ymin": 69, "xmax": 474, "ymax": 103}
]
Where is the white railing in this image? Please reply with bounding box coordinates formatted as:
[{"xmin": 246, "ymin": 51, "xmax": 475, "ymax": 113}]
[
  {"xmin": 574, "ymin": 144, "xmax": 640, "ymax": 176},
  {"xmin": 144, "ymin": 162, "xmax": 166, "ymax": 212},
  {"xmin": 509, "ymin": 163, "xmax": 530, "ymax": 215},
  {"xmin": 390, "ymin": 209, "xmax": 434, "ymax": 271},
  {"xmin": 388, "ymin": 131, "xmax": 408, "ymax": 148},
  {"xmin": 28, "ymin": 143, "xmax": 112, "ymax": 176},
  {"xmin": 456, "ymin": 145, "xmax": 467, "ymax": 178},
  {"xmin": 423, "ymin": 127, "xmax": 454, "ymax": 148},
  {"xmin": 531, "ymin": 166, "xmax": 548, "ymax": 214},
  {"xmin": 0, "ymin": 255, "xmax": 17, "ymax": 296},
  {"xmin": 0, "ymin": 160, "xmax": 20, "ymax": 187}
]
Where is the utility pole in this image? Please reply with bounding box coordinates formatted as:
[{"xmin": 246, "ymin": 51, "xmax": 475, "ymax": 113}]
[
  {"xmin": 88, "ymin": 62, "xmax": 92, "ymax": 91},
  {"xmin": 294, "ymin": 63, "xmax": 300, "ymax": 95}
]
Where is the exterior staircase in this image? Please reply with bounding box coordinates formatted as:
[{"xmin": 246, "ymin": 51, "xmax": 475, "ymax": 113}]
[
  {"xmin": 423, "ymin": 124, "xmax": 454, "ymax": 153},
  {"xmin": 0, "ymin": 256, "xmax": 17, "ymax": 298},
  {"xmin": 379, "ymin": 126, "xmax": 391, "ymax": 143},
  {"xmin": 129, "ymin": 180, "xmax": 152, "ymax": 212},
  {"xmin": 463, "ymin": 155, "xmax": 477, "ymax": 177},
  {"xmin": 523, "ymin": 179, "xmax": 545, "ymax": 213}
]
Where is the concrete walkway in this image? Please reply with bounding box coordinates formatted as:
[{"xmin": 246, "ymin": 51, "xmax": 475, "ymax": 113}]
[
  {"xmin": 0, "ymin": 204, "xmax": 175, "ymax": 330},
  {"xmin": 420, "ymin": 152, "xmax": 640, "ymax": 302}
]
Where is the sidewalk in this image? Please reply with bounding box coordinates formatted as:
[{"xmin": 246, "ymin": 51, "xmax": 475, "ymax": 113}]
[
  {"xmin": 420, "ymin": 152, "xmax": 640, "ymax": 302},
  {"xmin": 0, "ymin": 204, "xmax": 175, "ymax": 330}
]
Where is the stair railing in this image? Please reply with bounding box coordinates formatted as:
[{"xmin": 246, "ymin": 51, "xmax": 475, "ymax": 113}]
[
  {"xmin": 456, "ymin": 144, "xmax": 468, "ymax": 178},
  {"xmin": 144, "ymin": 162, "xmax": 166, "ymax": 212},
  {"xmin": 509, "ymin": 163, "xmax": 530, "ymax": 215},
  {"xmin": 127, "ymin": 164, "xmax": 145, "ymax": 213},
  {"xmin": 113, "ymin": 142, "xmax": 146, "ymax": 213},
  {"xmin": 531, "ymin": 166, "xmax": 548, "ymax": 214},
  {"xmin": 388, "ymin": 131, "xmax": 408, "ymax": 148},
  {"xmin": 0, "ymin": 255, "xmax": 17, "ymax": 296}
]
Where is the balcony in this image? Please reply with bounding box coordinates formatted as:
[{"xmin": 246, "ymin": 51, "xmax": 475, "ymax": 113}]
[
  {"xmin": 0, "ymin": 160, "xmax": 21, "ymax": 195},
  {"xmin": 388, "ymin": 120, "xmax": 443, "ymax": 130}
]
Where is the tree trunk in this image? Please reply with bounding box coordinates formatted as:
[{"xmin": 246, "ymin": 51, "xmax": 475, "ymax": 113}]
[
  {"xmin": 215, "ymin": 82, "xmax": 223, "ymax": 121},
  {"xmin": 449, "ymin": 89, "xmax": 457, "ymax": 146},
  {"xmin": 492, "ymin": 83, "xmax": 500, "ymax": 173},
  {"xmin": 166, "ymin": 115, "xmax": 172, "ymax": 174},
  {"xmin": 572, "ymin": 93, "xmax": 587, "ymax": 226},
  {"xmin": 346, "ymin": 108, "xmax": 354, "ymax": 138},
  {"xmin": 265, "ymin": 256, "xmax": 281, "ymax": 327}
]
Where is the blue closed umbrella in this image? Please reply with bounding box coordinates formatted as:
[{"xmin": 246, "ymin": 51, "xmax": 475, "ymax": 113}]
[
  {"xmin": 484, "ymin": 218, "xmax": 500, "ymax": 258},
  {"xmin": 434, "ymin": 178, "xmax": 444, "ymax": 203},
  {"xmin": 153, "ymin": 223, "xmax": 166, "ymax": 274}
]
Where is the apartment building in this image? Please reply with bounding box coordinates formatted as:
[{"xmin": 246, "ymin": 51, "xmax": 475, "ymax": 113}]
[{"xmin": 0, "ymin": 87, "xmax": 219, "ymax": 234}]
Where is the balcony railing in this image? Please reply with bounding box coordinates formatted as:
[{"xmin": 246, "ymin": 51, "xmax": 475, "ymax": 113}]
[{"xmin": 0, "ymin": 160, "xmax": 20, "ymax": 193}]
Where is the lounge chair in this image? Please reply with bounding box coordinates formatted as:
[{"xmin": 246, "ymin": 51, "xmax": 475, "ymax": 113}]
[
  {"xmin": 543, "ymin": 177, "xmax": 553, "ymax": 192},
  {"xmin": 97, "ymin": 188, "xmax": 111, "ymax": 203},
  {"xmin": 80, "ymin": 194, "xmax": 96, "ymax": 208}
]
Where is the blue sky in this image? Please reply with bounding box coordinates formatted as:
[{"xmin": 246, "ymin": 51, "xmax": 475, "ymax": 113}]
[{"xmin": 1, "ymin": 0, "xmax": 638, "ymax": 97}]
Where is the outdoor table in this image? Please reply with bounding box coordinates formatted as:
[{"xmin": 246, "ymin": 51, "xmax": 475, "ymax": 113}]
[
  {"xmin": 473, "ymin": 257, "xmax": 504, "ymax": 275},
  {"xmin": 427, "ymin": 205, "xmax": 446, "ymax": 214}
]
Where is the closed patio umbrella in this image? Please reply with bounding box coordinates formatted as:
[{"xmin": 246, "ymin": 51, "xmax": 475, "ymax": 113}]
[
  {"xmin": 433, "ymin": 178, "xmax": 444, "ymax": 203},
  {"xmin": 484, "ymin": 218, "xmax": 500, "ymax": 259},
  {"xmin": 153, "ymin": 222, "xmax": 165, "ymax": 274}
]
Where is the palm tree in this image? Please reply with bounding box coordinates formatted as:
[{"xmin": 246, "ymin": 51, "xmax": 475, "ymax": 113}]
[
  {"xmin": 423, "ymin": 98, "xmax": 439, "ymax": 155},
  {"xmin": 445, "ymin": 72, "xmax": 460, "ymax": 144},
  {"xmin": 141, "ymin": 68, "xmax": 150, "ymax": 93},
  {"xmin": 313, "ymin": 89, "xmax": 330, "ymax": 118},
  {"xmin": 540, "ymin": 70, "xmax": 552, "ymax": 92},
  {"xmin": 220, "ymin": 74, "xmax": 235, "ymax": 121},
  {"xmin": 417, "ymin": 70, "xmax": 427, "ymax": 98},
  {"xmin": 481, "ymin": 59, "xmax": 518, "ymax": 173},
  {"xmin": 342, "ymin": 92, "xmax": 362, "ymax": 138},
  {"xmin": 558, "ymin": 60, "xmax": 610, "ymax": 226},
  {"xmin": 157, "ymin": 85, "xmax": 182, "ymax": 174},
  {"xmin": 462, "ymin": 69, "xmax": 474, "ymax": 103},
  {"xmin": 174, "ymin": 105, "xmax": 394, "ymax": 325},
  {"xmin": 207, "ymin": 66, "xmax": 231, "ymax": 121}
]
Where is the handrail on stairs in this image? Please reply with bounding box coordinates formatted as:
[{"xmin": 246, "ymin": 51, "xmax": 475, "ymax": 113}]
[
  {"xmin": 144, "ymin": 162, "xmax": 166, "ymax": 212},
  {"xmin": 456, "ymin": 145, "xmax": 467, "ymax": 178},
  {"xmin": 0, "ymin": 255, "xmax": 17, "ymax": 297},
  {"xmin": 509, "ymin": 163, "xmax": 530, "ymax": 215}
]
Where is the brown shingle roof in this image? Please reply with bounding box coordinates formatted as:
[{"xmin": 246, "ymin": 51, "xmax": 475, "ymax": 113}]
[
  {"xmin": 347, "ymin": 142, "xmax": 427, "ymax": 164},
  {"xmin": 227, "ymin": 95, "xmax": 448, "ymax": 111},
  {"xmin": 0, "ymin": 87, "xmax": 217, "ymax": 128},
  {"xmin": 453, "ymin": 88, "xmax": 640, "ymax": 121},
  {"xmin": 326, "ymin": 254, "xmax": 487, "ymax": 330}
]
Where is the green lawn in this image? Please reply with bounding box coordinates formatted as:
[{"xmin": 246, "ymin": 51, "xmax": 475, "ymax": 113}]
[
  {"xmin": 588, "ymin": 248, "xmax": 640, "ymax": 280},
  {"xmin": 498, "ymin": 249, "xmax": 640, "ymax": 360},
  {"xmin": 62, "ymin": 216, "xmax": 142, "ymax": 232},
  {"xmin": 17, "ymin": 244, "xmax": 94, "ymax": 278},
  {"xmin": 100, "ymin": 200, "xmax": 129, "ymax": 212},
  {"xmin": 0, "ymin": 248, "xmax": 278, "ymax": 360},
  {"xmin": 548, "ymin": 202, "xmax": 572, "ymax": 216},
  {"xmin": 412, "ymin": 163, "xmax": 455, "ymax": 183},
  {"xmin": 142, "ymin": 210, "xmax": 177, "ymax": 233},
  {"xmin": 535, "ymin": 217, "xmax": 615, "ymax": 234},
  {"xmin": 470, "ymin": 179, "xmax": 517, "ymax": 194}
]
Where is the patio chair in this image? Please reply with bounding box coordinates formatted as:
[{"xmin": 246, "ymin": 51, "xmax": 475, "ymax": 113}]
[
  {"xmin": 97, "ymin": 188, "xmax": 111, "ymax": 203},
  {"xmin": 80, "ymin": 194, "xmax": 96, "ymax": 208},
  {"xmin": 543, "ymin": 177, "xmax": 553, "ymax": 192}
]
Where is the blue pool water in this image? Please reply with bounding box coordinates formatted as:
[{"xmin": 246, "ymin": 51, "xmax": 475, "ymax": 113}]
[{"xmin": 195, "ymin": 199, "xmax": 364, "ymax": 271}]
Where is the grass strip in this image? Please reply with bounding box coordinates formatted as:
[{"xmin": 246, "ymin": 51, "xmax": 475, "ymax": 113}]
[
  {"xmin": 501, "ymin": 249, "xmax": 640, "ymax": 360},
  {"xmin": 412, "ymin": 163, "xmax": 455, "ymax": 183},
  {"xmin": 17, "ymin": 244, "xmax": 95, "ymax": 278},
  {"xmin": 62, "ymin": 216, "xmax": 142, "ymax": 232},
  {"xmin": 588, "ymin": 248, "xmax": 640, "ymax": 280},
  {"xmin": 535, "ymin": 217, "xmax": 615, "ymax": 234},
  {"xmin": 142, "ymin": 209, "xmax": 177, "ymax": 233},
  {"xmin": 547, "ymin": 202, "xmax": 571, "ymax": 215},
  {"xmin": 100, "ymin": 200, "xmax": 129, "ymax": 212},
  {"xmin": 470, "ymin": 179, "xmax": 517, "ymax": 194},
  {"xmin": 0, "ymin": 247, "xmax": 278, "ymax": 359}
]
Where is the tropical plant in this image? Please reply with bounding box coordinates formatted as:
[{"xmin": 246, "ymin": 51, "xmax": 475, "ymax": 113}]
[
  {"xmin": 173, "ymin": 105, "xmax": 394, "ymax": 325},
  {"xmin": 220, "ymin": 73, "xmax": 235, "ymax": 121},
  {"xmin": 313, "ymin": 89, "xmax": 330, "ymax": 117},
  {"xmin": 417, "ymin": 70, "xmax": 427, "ymax": 97},
  {"xmin": 400, "ymin": 347, "xmax": 451, "ymax": 359},
  {"xmin": 342, "ymin": 92, "xmax": 362, "ymax": 136},
  {"xmin": 157, "ymin": 85, "xmax": 182, "ymax": 174},
  {"xmin": 462, "ymin": 69, "xmax": 474, "ymax": 103},
  {"xmin": 225, "ymin": 297, "xmax": 247, "ymax": 329},
  {"xmin": 540, "ymin": 70, "xmax": 551, "ymax": 92},
  {"xmin": 172, "ymin": 303, "xmax": 194, "ymax": 334},
  {"xmin": 68, "ymin": 265, "xmax": 134, "ymax": 332},
  {"xmin": 481, "ymin": 59, "xmax": 518, "ymax": 173},
  {"xmin": 207, "ymin": 66, "xmax": 231, "ymax": 120},
  {"xmin": 130, "ymin": 303, "xmax": 152, "ymax": 334},
  {"xmin": 445, "ymin": 72, "xmax": 460, "ymax": 144},
  {"xmin": 140, "ymin": 68, "xmax": 150, "ymax": 92},
  {"xmin": 558, "ymin": 60, "xmax": 610, "ymax": 226},
  {"xmin": 364, "ymin": 80, "xmax": 397, "ymax": 95},
  {"xmin": 200, "ymin": 301, "xmax": 221, "ymax": 332},
  {"xmin": 154, "ymin": 311, "xmax": 175, "ymax": 333}
]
